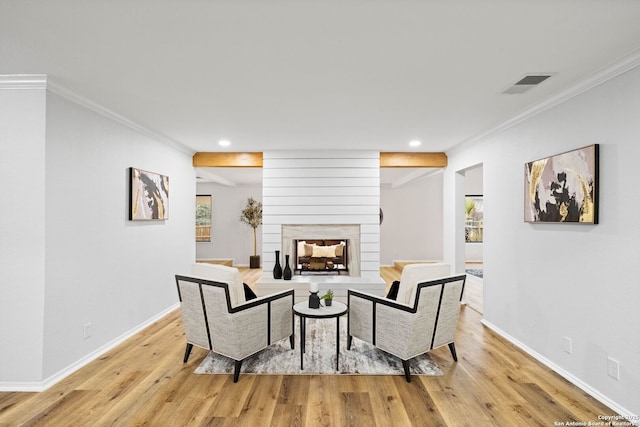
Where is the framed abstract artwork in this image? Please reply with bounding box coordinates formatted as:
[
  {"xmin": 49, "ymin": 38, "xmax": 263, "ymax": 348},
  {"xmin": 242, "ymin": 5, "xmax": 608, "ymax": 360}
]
[
  {"xmin": 524, "ymin": 144, "xmax": 599, "ymax": 224},
  {"xmin": 129, "ymin": 167, "xmax": 169, "ymax": 220}
]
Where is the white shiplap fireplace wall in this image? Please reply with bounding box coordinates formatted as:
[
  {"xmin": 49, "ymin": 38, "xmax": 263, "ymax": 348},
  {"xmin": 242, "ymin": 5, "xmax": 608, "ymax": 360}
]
[{"xmin": 261, "ymin": 151, "xmax": 380, "ymax": 278}]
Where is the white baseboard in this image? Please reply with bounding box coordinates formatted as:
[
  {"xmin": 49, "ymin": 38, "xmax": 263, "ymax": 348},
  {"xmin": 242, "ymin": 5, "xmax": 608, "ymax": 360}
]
[
  {"xmin": 0, "ymin": 381, "xmax": 44, "ymax": 393},
  {"xmin": 0, "ymin": 303, "xmax": 180, "ymax": 392},
  {"xmin": 481, "ymin": 319, "xmax": 638, "ymax": 426}
]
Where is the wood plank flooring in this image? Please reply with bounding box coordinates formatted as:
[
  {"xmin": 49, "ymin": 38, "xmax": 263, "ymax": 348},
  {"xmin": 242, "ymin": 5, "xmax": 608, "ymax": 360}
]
[{"xmin": 0, "ymin": 267, "xmax": 615, "ymax": 426}]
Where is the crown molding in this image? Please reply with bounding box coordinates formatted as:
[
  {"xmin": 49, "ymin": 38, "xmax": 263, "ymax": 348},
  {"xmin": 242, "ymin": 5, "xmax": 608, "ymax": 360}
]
[
  {"xmin": 46, "ymin": 78, "xmax": 194, "ymax": 156},
  {"xmin": 0, "ymin": 74, "xmax": 47, "ymax": 89},
  {"xmin": 451, "ymin": 48, "xmax": 640, "ymax": 155}
]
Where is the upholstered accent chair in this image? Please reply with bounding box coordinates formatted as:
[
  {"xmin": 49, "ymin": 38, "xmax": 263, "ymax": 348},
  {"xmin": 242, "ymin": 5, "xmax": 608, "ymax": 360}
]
[
  {"xmin": 347, "ymin": 263, "xmax": 465, "ymax": 382},
  {"xmin": 176, "ymin": 263, "xmax": 294, "ymax": 382}
]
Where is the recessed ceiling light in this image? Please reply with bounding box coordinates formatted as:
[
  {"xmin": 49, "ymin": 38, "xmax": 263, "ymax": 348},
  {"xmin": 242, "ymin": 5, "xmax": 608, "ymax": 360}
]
[
  {"xmin": 409, "ymin": 140, "xmax": 421, "ymax": 147},
  {"xmin": 218, "ymin": 139, "xmax": 231, "ymax": 147}
]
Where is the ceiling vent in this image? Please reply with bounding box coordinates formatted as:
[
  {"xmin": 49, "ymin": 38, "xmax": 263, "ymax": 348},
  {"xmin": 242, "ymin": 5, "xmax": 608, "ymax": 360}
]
[{"xmin": 502, "ymin": 73, "xmax": 554, "ymax": 95}]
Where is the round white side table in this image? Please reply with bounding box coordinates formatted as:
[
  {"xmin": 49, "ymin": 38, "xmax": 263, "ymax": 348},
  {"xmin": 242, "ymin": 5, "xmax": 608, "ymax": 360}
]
[{"xmin": 293, "ymin": 300, "xmax": 348, "ymax": 371}]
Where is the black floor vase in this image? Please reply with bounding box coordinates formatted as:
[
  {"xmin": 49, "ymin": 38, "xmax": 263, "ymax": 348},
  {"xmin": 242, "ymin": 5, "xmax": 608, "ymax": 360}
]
[
  {"xmin": 273, "ymin": 250, "xmax": 283, "ymax": 279},
  {"xmin": 283, "ymin": 254, "xmax": 292, "ymax": 280}
]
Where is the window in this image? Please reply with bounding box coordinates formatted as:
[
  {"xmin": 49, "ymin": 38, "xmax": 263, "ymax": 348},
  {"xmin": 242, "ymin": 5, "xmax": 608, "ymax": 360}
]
[
  {"xmin": 196, "ymin": 195, "xmax": 212, "ymax": 242},
  {"xmin": 465, "ymin": 195, "xmax": 483, "ymax": 243}
]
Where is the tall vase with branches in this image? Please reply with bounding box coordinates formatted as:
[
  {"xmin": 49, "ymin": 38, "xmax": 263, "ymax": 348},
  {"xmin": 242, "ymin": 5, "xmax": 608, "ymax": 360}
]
[{"xmin": 240, "ymin": 197, "xmax": 262, "ymax": 268}]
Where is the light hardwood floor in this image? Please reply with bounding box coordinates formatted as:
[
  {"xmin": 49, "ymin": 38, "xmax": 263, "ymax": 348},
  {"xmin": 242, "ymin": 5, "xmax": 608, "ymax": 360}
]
[{"xmin": 0, "ymin": 267, "xmax": 615, "ymax": 426}]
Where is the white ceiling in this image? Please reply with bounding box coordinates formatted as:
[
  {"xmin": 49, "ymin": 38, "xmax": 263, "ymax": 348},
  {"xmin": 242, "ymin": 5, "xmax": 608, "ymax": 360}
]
[{"xmin": 2, "ymin": 1, "xmax": 640, "ymax": 184}]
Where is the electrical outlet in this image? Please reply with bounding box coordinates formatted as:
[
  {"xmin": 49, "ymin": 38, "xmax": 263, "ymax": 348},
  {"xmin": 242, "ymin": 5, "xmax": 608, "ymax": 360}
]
[
  {"xmin": 562, "ymin": 336, "xmax": 572, "ymax": 354},
  {"xmin": 607, "ymin": 357, "xmax": 620, "ymax": 380},
  {"xmin": 83, "ymin": 322, "xmax": 92, "ymax": 340}
]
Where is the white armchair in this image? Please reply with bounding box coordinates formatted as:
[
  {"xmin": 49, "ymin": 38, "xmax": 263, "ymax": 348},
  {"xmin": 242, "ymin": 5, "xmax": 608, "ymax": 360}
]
[
  {"xmin": 176, "ymin": 263, "xmax": 294, "ymax": 382},
  {"xmin": 347, "ymin": 264, "xmax": 466, "ymax": 382}
]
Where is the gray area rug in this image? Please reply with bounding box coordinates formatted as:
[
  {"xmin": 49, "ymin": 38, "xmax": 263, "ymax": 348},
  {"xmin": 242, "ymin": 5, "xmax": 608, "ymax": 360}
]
[{"xmin": 195, "ymin": 317, "xmax": 443, "ymax": 376}]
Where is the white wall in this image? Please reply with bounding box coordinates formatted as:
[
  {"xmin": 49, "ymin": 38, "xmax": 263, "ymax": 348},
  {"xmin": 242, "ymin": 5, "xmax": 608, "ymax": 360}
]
[
  {"xmin": 464, "ymin": 164, "xmax": 483, "ymax": 195},
  {"xmin": 40, "ymin": 92, "xmax": 195, "ymax": 382},
  {"xmin": 380, "ymin": 172, "xmax": 443, "ymax": 265},
  {"xmin": 0, "ymin": 79, "xmax": 195, "ymax": 390},
  {"xmin": 0, "ymin": 77, "xmax": 47, "ymax": 384},
  {"xmin": 444, "ymin": 65, "xmax": 640, "ymax": 416},
  {"xmin": 262, "ymin": 151, "xmax": 380, "ymax": 278},
  {"xmin": 195, "ymin": 182, "xmax": 262, "ymax": 265}
]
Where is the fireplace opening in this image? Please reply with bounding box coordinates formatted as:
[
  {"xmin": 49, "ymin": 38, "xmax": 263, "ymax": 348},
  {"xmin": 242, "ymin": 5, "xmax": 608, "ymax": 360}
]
[{"xmin": 293, "ymin": 239, "xmax": 348, "ymax": 276}]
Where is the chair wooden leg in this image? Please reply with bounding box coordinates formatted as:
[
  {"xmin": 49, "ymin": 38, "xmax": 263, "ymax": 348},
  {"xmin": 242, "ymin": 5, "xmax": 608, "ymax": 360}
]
[
  {"xmin": 347, "ymin": 334, "xmax": 352, "ymax": 350},
  {"xmin": 289, "ymin": 334, "xmax": 295, "ymax": 350},
  {"xmin": 233, "ymin": 360, "xmax": 243, "ymax": 383},
  {"xmin": 402, "ymin": 359, "xmax": 412, "ymax": 383},
  {"xmin": 448, "ymin": 343, "xmax": 458, "ymax": 362},
  {"xmin": 183, "ymin": 343, "xmax": 193, "ymax": 363}
]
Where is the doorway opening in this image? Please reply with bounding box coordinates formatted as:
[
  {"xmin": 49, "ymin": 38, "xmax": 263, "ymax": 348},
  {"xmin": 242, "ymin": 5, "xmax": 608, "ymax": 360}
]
[{"xmin": 460, "ymin": 164, "xmax": 483, "ymax": 314}]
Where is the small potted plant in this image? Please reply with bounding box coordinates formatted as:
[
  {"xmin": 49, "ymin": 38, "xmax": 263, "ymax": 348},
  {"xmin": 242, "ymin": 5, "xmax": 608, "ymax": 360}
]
[{"xmin": 321, "ymin": 290, "xmax": 334, "ymax": 306}]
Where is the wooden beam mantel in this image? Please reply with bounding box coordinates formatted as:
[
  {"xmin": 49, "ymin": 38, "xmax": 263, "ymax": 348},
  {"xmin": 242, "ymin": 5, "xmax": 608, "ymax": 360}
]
[
  {"xmin": 379, "ymin": 152, "xmax": 447, "ymax": 168},
  {"xmin": 192, "ymin": 152, "xmax": 263, "ymax": 167},
  {"xmin": 192, "ymin": 151, "xmax": 447, "ymax": 168}
]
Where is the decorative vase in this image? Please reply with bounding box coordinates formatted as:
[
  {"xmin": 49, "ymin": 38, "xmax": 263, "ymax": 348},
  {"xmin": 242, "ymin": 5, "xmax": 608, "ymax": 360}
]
[
  {"xmin": 273, "ymin": 250, "xmax": 283, "ymax": 279},
  {"xmin": 325, "ymin": 298, "xmax": 333, "ymax": 306},
  {"xmin": 283, "ymin": 254, "xmax": 292, "ymax": 280},
  {"xmin": 309, "ymin": 291, "xmax": 320, "ymax": 309}
]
